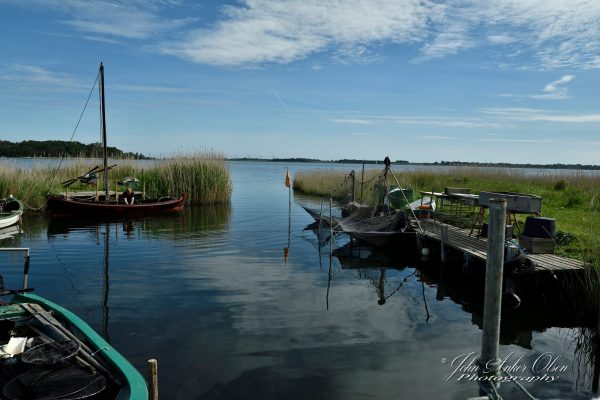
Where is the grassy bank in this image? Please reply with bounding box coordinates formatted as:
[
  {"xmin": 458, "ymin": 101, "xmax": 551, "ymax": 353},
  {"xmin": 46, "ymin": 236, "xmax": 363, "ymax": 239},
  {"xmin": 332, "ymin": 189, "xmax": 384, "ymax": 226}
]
[
  {"xmin": 0, "ymin": 151, "xmax": 232, "ymax": 208},
  {"xmin": 293, "ymin": 167, "xmax": 600, "ymax": 257}
]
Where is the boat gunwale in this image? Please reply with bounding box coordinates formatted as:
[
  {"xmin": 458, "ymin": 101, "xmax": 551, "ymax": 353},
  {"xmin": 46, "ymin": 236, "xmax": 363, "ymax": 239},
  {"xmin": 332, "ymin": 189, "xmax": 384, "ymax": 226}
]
[{"xmin": 11, "ymin": 292, "xmax": 148, "ymax": 400}]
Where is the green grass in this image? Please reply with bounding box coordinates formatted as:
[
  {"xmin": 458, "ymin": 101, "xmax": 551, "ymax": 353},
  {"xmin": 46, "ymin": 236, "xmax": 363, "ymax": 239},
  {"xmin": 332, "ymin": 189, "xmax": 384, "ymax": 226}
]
[
  {"xmin": 0, "ymin": 151, "xmax": 231, "ymax": 208},
  {"xmin": 293, "ymin": 167, "xmax": 600, "ymax": 259}
]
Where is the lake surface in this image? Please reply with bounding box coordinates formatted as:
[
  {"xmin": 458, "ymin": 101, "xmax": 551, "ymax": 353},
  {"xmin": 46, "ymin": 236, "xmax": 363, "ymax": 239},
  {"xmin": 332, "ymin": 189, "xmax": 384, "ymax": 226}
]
[{"xmin": 1, "ymin": 161, "xmax": 598, "ymax": 399}]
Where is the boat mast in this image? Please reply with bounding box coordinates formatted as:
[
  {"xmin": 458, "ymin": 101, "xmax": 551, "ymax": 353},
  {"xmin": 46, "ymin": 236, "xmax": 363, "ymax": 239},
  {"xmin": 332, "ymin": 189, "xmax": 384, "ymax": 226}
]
[{"xmin": 100, "ymin": 62, "xmax": 109, "ymax": 201}]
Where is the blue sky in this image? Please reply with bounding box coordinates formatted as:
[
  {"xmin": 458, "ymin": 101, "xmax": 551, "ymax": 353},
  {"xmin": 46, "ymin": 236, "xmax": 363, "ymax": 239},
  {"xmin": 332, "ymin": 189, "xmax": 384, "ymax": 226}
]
[{"xmin": 0, "ymin": 0, "xmax": 598, "ymax": 164}]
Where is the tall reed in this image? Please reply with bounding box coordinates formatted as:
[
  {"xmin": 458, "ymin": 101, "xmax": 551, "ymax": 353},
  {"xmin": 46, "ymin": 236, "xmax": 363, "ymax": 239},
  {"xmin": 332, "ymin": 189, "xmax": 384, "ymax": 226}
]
[{"xmin": 0, "ymin": 151, "xmax": 231, "ymax": 209}]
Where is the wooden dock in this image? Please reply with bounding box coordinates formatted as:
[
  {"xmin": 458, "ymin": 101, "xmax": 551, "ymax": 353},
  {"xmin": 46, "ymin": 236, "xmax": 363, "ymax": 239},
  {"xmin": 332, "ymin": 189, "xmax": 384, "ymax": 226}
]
[{"xmin": 418, "ymin": 219, "xmax": 586, "ymax": 273}]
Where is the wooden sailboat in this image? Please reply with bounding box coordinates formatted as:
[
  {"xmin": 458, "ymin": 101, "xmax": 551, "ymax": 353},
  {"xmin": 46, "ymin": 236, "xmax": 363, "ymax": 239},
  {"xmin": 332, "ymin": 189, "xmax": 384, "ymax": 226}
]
[{"xmin": 46, "ymin": 63, "xmax": 187, "ymax": 217}]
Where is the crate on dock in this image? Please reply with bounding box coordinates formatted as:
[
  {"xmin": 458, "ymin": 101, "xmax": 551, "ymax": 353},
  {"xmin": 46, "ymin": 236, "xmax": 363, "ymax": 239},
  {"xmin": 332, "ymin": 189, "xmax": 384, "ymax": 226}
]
[{"xmin": 519, "ymin": 235, "xmax": 555, "ymax": 254}]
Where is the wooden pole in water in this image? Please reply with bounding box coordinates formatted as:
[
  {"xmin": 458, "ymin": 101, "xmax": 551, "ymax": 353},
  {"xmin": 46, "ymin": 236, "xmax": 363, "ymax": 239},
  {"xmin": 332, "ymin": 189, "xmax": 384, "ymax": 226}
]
[
  {"xmin": 147, "ymin": 359, "xmax": 158, "ymax": 400},
  {"xmin": 115, "ymin": 181, "xmax": 119, "ymax": 203},
  {"xmin": 350, "ymin": 170, "xmax": 355, "ymax": 203},
  {"xmin": 96, "ymin": 179, "xmax": 99, "ymax": 201},
  {"xmin": 480, "ymin": 198, "xmax": 506, "ymax": 379},
  {"xmin": 360, "ymin": 162, "xmax": 365, "ymax": 204},
  {"xmin": 329, "ymin": 197, "xmax": 333, "ymax": 254}
]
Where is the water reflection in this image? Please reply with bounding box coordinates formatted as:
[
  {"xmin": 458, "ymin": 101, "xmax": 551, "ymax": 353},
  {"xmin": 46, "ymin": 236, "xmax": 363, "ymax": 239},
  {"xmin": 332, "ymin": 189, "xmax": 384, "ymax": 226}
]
[{"xmin": 306, "ymin": 216, "xmax": 600, "ymax": 398}]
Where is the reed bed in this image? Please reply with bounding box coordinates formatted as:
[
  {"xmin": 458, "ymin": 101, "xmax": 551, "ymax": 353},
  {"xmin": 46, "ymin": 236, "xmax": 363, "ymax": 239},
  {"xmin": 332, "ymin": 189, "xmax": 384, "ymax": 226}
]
[{"xmin": 0, "ymin": 151, "xmax": 231, "ymax": 208}]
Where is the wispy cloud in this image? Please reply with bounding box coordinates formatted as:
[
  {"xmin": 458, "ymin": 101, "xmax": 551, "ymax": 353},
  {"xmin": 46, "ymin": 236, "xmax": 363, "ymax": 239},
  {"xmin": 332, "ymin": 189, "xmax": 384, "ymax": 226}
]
[
  {"xmin": 481, "ymin": 107, "xmax": 600, "ymax": 123},
  {"xmin": 6, "ymin": 0, "xmax": 194, "ymax": 40},
  {"xmin": 111, "ymin": 84, "xmax": 190, "ymax": 94},
  {"xmin": 2, "ymin": 64, "xmax": 84, "ymax": 90},
  {"xmin": 156, "ymin": 0, "xmax": 600, "ymax": 70},
  {"xmin": 478, "ymin": 137, "xmax": 558, "ymax": 144},
  {"xmin": 530, "ymin": 75, "xmax": 575, "ymax": 100},
  {"xmin": 366, "ymin": 115, "xmax": 506, "ymax": 129},
  {"xmin": 7, "ymin": 0, "xmax": 600, "ymax": 70},
  {"xmin": 331, "ymin": 118, "xmax": 371, "ymax": 125},
  {"xmin": 159, "ymin": 0, "xmax": 438, "ymax": 66}
]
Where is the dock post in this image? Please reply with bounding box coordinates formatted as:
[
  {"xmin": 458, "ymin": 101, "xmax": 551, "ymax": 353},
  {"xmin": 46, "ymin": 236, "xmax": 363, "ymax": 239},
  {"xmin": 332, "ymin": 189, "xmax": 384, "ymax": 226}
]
[
  {"xmin": 480, "ymin": 198, "xmax": 506, "ymax": 380},
  {"xmin": 147, "ymin": 358, "xmax": 158, "ymax": 400},
  {"xmin": 440, "ymin": 225, "xmax": 448, "ymax": 263}
]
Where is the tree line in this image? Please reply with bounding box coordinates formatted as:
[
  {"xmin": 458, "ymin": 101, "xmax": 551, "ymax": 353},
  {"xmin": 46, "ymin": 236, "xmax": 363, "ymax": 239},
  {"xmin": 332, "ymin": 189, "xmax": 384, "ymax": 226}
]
[{"xmin": 0, "ymin": 140, "xmax": 149, "ymax": 159}]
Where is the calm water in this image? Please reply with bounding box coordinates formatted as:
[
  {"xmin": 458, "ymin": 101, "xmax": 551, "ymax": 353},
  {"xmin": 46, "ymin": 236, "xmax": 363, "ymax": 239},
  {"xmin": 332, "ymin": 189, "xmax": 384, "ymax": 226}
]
[{"xmin": 1, "ymin": 161, "xmax": 598, "ymax": 399}]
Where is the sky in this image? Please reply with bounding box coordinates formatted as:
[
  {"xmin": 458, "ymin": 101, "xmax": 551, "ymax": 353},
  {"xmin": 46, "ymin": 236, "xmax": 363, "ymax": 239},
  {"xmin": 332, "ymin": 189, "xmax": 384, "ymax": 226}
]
[{"xmin": 0, "ymin": 0, "xmax": 599, "ymax": 164}]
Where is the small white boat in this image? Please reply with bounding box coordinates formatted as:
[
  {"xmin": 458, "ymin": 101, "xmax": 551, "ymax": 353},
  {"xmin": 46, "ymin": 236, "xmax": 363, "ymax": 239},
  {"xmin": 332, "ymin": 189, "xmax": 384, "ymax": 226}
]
[{"xmin": 0, "ymin": 197, "xmax": 23, "ymax": 229}]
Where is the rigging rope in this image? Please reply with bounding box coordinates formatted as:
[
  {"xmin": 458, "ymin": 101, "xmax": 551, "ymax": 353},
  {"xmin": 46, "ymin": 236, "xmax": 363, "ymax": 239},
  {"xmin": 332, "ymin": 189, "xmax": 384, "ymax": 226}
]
[
  {"xmin": 44, "ymin": 71, "xmax": 100, "ymax": 198},
  {"xmin": 388, "ymin": 167, "xmax": 422, "ymax": 232}
]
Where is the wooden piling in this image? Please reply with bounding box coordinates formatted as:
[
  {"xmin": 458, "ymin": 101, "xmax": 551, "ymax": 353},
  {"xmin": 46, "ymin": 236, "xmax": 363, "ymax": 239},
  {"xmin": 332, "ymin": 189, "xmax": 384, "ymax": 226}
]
[
  {"xmin": 147, "ymin": 358, "xmax": 158, "ymax": 400},
  {"xmin": 440, "ymin": 225, "xmax": 448, "ymax": 263},
  {"xmin": 480, "ymin": 198, "xmax": 506, "ymax": 378}
]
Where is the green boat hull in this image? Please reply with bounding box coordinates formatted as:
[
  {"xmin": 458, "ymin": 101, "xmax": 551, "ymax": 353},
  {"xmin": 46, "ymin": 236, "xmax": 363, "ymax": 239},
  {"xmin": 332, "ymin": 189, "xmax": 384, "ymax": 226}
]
[{"xmin": 5, "ymin": 293, "xmax": 148, "ymax": 400}]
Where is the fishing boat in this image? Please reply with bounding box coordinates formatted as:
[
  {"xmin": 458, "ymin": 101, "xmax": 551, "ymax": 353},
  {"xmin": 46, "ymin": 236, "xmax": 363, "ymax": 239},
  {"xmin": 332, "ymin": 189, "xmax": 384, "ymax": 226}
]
[
  {"xmin": 46, "ymin": 63, "xmax": 187, "ymax": 217},
  {"xmin": 0, "ymin": 248, "xmax": 148, "ymax": 399},
  {"xmin": 0, "ymin": 197, "xmax": 23, "ymax": 229}
]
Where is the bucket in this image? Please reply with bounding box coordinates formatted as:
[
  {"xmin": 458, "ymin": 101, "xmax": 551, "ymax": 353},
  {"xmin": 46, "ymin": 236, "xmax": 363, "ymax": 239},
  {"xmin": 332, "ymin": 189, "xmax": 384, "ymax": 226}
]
[{"xmin": 523, "ymin": 217, "xmax": 556, "ymax": 238}]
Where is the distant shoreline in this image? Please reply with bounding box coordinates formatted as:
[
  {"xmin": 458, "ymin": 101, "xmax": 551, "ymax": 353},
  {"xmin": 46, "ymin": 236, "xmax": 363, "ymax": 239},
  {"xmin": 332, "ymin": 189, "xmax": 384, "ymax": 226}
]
[{"xmin": 227, "ymin": 157, "xmax": 600, "ymax": 170}]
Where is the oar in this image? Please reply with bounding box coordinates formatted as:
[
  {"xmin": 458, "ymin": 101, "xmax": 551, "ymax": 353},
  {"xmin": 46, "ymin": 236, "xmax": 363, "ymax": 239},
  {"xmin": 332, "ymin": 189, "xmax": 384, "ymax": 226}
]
[{"xmin": 60, "ymin": 165, "xmax": 100, "ymax": 185}]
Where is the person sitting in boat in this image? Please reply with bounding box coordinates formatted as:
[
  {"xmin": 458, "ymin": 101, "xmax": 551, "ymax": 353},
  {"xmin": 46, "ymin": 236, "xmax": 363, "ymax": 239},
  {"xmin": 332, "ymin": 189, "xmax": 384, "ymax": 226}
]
[{"xmin": 123, "ymin": 187, "xmax": 135, "ymax": 205}]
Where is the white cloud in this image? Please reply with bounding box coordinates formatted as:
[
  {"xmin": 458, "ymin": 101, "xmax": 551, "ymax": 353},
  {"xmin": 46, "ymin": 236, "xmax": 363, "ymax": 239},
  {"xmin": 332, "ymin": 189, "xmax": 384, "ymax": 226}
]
[
  {"xmin": 159, "ymin": 0, "xmax": 440, "ymax": 66},
  {"xmin": 157, "ymin": 0, "xmax": 600, "ymax": 70},
  {"xmin": 6, "ymin": 0, "xmax": 600, "ymax": 70},
  {"xmin": 486, "ymin": 35, "xmax": 516, "ymax": 45},
  {"xmin": 480, "ymin": 107, "xmax": 600, "ymax": 123},
  {"xmin": 530, "ymin": 75, "xmax": 575, "ymax": 100}
]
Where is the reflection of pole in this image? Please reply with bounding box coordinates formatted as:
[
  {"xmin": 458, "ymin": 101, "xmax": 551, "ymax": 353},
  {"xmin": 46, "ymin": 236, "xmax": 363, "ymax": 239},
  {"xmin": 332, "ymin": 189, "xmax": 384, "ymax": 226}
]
[
  {"xmin": 284, "ymin": 167, "xmax": 291, "ymax": 265},
  {"xmin": 377, "ymin": 268, "xmax": 386, "ymax": 305},
  {"xmin": 102, "ymin": 223, "xmax": 110, "ymax": 342},
  {"xmin": 421, "ymin": 278, "xmax": 431, "ymax": 322},
  {"xmin": 593, "ymin": 306, "xmax": 600, "ymax": 394},
  {"xmin": 326, "ymin": 229, "xmax": 333, "ymax": 310},
  {"xmin": 480, "ymin": 199, "xmax": 506, "ymax": 379}
]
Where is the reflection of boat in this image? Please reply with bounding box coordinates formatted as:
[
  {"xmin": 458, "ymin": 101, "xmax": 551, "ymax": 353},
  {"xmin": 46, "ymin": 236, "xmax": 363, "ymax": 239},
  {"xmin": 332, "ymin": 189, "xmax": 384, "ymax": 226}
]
[
  {"xmin": 333, "ymin": 241, "xmax": 415, "ymax": 270},
  {"xmin": 0, "ymin": 248, "xmax": 148, "ymax": 399},
  {"xmin": 46, "ymin": 63, "xmax": 186, "ymax": 217},
  {"xmin": 0, "ymin": 225, "xmax": 22, "ymax": 241},
  {"xmin": 338, "ymin": 210, "xmax": 415, "ymax": 247},
  {"xmin": 0, "ymin": 197, "xmax": 23, "ymax": 229}
]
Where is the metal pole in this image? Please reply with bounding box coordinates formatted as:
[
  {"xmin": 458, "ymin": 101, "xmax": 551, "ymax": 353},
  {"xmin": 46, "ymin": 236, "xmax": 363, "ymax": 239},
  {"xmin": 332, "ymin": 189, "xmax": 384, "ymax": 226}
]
[{"xmin": 480, "ymin": 198, "xmax": 506, "ymax": 378}]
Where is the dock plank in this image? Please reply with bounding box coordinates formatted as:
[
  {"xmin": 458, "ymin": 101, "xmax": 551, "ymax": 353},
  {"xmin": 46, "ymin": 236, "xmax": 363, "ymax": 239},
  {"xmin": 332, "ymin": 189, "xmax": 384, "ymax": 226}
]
[{"xmin": 418, "ymin": 219, "xmax": 586, "ymax": 273}]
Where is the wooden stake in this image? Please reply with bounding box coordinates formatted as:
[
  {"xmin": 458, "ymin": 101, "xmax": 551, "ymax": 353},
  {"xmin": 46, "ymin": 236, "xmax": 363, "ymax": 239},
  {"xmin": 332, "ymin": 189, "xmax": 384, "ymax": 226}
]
[
  {"xmin": 440, "ymin": 225, "xmax": 448, "ymax": 263},
  {"xmin": 115, "ymin": 182, "xmax": 119, "ymax": 203},
  {"xmin": 147, "ymin": 359, "xmax": 158, "ymax": 400},
  {"xmin": 480, "ymin": 198, "xmax": 506, "ymax": 379}
]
